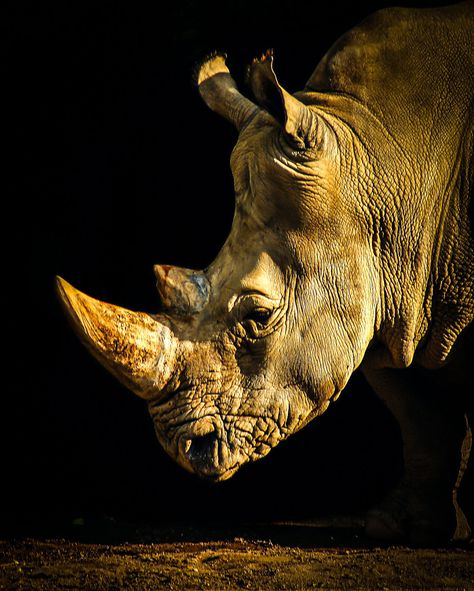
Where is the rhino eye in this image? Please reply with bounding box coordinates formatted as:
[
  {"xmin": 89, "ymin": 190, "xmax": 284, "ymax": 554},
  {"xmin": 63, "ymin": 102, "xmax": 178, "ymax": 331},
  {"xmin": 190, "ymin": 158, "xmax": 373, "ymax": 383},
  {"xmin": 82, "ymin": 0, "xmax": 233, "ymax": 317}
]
[
  {"xmin": 234, "ymin": 294, "xmax": 280, "ymax": 337},
  {"xmin": 245, "ymin": 308, "xmax": 272, "ymax": 322},
  {"xmin": 242, "ymin": 307, "xmax": 272, "ymax": 326}
]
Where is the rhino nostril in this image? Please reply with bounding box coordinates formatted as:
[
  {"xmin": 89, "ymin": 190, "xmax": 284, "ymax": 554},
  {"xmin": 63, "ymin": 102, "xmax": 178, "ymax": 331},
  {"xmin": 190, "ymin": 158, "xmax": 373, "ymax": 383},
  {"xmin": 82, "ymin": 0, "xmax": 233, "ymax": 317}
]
[{"xmin": 187, "ymin": 431, "xmax": 218, "ymax": 462}]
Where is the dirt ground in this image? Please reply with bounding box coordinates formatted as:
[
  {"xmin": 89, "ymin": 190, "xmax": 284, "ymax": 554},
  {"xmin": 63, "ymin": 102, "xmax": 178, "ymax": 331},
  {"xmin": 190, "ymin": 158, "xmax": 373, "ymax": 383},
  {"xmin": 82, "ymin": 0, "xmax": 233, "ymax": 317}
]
[{"xmin": 1, "ymin": 518, "xmax": 474, "ymax": 590}]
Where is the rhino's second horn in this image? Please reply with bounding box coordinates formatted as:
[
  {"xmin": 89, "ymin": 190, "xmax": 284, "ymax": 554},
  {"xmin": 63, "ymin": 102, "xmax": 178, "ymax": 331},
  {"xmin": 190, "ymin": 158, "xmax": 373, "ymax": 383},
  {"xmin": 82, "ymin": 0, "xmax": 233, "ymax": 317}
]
[{"xmin": 154, "ymin": 265, "xmax": 210, "ymax": 315}]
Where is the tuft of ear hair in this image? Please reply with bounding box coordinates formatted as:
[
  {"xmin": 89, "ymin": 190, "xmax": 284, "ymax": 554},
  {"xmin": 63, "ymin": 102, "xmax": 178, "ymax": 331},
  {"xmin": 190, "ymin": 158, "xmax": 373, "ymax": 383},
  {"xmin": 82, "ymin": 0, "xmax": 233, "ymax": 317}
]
[
  {"xmin": 247, "ymin": 49, "xmax": 285, "ymax": 122},
  {"xmin": 192, "ymin": 51, "xmax": 229, "ymax": 87},
  {"xmin": 245, "ymin": 48, "xmax": 275, "ymax": 84}
]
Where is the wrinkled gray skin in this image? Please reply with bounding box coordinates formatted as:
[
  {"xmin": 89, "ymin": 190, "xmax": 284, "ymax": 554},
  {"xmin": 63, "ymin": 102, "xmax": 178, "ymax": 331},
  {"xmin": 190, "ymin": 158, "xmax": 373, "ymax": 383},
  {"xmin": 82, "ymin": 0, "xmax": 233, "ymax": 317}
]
[{"xmin": 57, "ymin": 1, "xmax": 474, "ymax": 543}]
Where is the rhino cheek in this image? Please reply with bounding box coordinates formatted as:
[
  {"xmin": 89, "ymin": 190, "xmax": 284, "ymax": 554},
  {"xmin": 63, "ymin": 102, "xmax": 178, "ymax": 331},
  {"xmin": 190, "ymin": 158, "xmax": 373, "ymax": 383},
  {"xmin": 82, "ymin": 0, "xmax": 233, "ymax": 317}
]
[{"xmin": 286, "ymin": 246, "xmax": 377, "ymax": 408}]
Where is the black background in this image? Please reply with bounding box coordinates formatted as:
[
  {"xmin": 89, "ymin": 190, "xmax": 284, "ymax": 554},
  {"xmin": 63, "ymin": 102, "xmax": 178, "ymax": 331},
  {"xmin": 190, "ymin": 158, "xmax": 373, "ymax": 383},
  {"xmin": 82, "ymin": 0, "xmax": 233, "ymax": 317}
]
[{"xmin": 4, "ymin": 0, "xmax": 457, "ymax": 533}]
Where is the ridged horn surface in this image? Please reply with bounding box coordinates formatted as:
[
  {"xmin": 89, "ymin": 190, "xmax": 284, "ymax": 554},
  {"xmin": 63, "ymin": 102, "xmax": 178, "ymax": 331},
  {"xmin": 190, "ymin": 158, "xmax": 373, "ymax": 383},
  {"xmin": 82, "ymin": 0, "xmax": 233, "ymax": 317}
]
[{"xmin": 56, "ymin": 277, "xmax": 177, "ymax": 400}]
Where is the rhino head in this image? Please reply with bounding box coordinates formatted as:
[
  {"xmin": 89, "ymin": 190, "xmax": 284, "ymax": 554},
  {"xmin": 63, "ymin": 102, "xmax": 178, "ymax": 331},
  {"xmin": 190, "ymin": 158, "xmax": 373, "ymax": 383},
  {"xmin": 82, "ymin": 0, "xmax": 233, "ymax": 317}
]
[{"xmin": 57, "ymin": 52, "xmax": 378, "ymax": 481}]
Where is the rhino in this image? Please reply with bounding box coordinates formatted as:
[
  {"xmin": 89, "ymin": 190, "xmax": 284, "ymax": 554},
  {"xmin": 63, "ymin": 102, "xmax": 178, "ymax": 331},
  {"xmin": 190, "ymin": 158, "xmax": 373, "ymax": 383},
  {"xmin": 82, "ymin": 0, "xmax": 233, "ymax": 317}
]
[{"xmin": 57, "ymin": 1, "xmax": 474, "ymax": 543}]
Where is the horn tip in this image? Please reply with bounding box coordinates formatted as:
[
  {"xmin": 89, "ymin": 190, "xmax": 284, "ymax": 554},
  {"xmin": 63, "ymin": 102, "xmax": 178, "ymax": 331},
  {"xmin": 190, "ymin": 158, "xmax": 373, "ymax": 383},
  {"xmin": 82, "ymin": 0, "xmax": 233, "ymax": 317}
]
[
  {"xmin": 55, "ymin": 276, "xmax": 93, "ymax": 324},
  {"xmin": 55, "ymin": 275, "xmax": 73, "ymax": 303},
  {"xmin": 55, "ymin": 275, "xmax": 87, "ymax": 329},
  {"xmin": 153, "ymin": 264, "xmax": 169, "ymax": 281}
]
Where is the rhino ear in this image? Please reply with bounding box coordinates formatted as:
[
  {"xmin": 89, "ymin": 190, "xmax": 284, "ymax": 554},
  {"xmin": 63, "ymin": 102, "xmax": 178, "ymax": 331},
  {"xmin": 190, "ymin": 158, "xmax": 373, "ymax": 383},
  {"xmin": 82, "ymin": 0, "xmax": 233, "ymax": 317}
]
[
  {"xmin": 195, "ymin": 53, "xmax": 259, "ymax": 131},
  {"xmin": 248, "ymin": 50, "xmax": 323, "ymax": 150}
]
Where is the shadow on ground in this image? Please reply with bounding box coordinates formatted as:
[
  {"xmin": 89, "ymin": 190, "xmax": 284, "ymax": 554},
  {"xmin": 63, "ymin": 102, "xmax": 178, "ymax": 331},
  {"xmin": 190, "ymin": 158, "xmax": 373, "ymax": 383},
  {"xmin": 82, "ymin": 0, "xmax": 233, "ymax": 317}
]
[
  {"xmin": 2, "ymin": 514, "xmax": 370, "ymax": 547},
  {"xmin": 1, "ymin": 517, "xmax": 473, "ymax": 591}
]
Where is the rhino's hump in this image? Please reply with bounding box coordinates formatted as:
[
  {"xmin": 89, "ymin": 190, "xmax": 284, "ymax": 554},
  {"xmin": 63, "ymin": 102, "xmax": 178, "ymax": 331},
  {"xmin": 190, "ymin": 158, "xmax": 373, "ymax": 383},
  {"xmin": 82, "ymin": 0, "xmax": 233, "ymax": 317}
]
[{"xmin": 306, "ymin": 2, "xmax": 474, "ymax": 138}]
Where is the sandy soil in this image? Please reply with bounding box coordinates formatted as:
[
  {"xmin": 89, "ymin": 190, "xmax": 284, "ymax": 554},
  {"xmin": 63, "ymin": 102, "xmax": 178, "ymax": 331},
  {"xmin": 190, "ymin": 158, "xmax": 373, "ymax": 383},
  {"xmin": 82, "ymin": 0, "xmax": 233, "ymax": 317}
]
[{"xmin": 1, "ymin": 519, "xmax": 473, "ymax": 590}]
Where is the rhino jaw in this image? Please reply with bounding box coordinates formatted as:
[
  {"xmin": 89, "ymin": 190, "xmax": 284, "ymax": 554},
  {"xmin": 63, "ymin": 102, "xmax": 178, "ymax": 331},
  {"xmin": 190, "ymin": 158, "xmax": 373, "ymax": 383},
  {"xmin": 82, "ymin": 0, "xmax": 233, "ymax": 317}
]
[{"xmin": 56, "ymin": 276, "xmax": 178, "ymax": 400}]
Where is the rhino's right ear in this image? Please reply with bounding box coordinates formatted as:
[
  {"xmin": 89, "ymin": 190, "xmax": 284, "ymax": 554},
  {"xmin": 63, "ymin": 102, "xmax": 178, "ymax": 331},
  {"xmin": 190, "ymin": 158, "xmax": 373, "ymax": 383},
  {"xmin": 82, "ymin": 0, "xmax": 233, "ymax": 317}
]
[
  {"xmin": 195, "ymin": 53, "xmax": 259, "ymax": 130},
  {"xmin": 248, "ymin": 50, "xmax": 325, "ymax": 151}
]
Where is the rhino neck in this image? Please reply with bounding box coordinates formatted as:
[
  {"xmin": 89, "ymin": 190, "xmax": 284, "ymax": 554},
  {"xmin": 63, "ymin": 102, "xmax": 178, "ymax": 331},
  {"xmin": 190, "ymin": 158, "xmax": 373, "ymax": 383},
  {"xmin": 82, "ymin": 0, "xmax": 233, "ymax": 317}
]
[
  {"xmin": 303, "ymin": 3, "xmax": 474, "ymax": 369},
  {"xmin": 300, "ymin": 91, "xmax": 474, "ymax": 370},
  {"xmin": 355, "ymin": 98, "xmax": 474, "ymax": 370}
]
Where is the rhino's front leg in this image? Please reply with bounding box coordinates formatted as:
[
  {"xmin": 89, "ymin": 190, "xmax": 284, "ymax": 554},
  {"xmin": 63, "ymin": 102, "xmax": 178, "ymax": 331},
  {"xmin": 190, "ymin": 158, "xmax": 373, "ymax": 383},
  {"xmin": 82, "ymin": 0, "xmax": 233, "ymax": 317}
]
[{"xmin": 361, "ymin": 365, "xmax": 471, "ymax": 544}]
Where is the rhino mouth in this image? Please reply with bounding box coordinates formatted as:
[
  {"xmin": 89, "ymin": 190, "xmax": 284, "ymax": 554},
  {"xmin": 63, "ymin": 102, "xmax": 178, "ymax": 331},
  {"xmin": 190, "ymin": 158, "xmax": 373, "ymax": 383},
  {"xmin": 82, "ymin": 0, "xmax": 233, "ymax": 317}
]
[
  {"xmin": 150, "ymin": 384, "xmax": 295, "ymax": 481},
  {"xmin": 175, "ymin": 417, "xmax": 241, "ymax": 481},
  {"xmin": 178, "ymin": 428, "xmax": 240, "ymax": 481},
  {"xmin": 152, "ymin": 409, "xmax": 282, "ymax": 481}
]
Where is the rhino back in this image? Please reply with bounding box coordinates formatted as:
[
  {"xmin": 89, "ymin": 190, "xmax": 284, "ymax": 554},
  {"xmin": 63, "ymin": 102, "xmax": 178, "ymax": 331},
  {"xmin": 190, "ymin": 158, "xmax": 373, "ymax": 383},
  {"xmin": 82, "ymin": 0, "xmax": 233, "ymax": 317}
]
[{"xmin": 306, "ymin": 1, "xmax": 474, "ymax": 147}]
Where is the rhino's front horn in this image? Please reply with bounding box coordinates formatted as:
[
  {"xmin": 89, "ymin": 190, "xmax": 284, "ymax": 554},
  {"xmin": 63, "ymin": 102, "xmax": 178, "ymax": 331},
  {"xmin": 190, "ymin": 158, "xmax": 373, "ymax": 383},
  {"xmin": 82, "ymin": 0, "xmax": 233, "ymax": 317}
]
[{"xmin": 56, "ymin": 277, "xmax": 178, "ymax": 400}]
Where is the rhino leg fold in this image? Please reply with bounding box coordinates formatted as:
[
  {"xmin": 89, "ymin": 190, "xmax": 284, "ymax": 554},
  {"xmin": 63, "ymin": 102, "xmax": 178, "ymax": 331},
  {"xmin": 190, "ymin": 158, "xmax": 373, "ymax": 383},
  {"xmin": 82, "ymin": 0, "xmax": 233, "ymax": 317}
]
[{"xmin": 56, "ymin": 276, "xmax": 178, "ymax": 400}]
